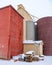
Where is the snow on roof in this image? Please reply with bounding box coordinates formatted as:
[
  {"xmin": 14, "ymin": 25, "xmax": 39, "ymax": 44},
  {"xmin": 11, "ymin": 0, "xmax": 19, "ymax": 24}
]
[
  {"xmin": 23, "ymin": 40, "xmax": 43, "ymax": 44},
  {"xmin": 35, "ymin": 40, "xmax": 43, "ymax": 44},
  {"xmin": 23, "ymin": 40, "xmax": 35, "ymax": 43}
]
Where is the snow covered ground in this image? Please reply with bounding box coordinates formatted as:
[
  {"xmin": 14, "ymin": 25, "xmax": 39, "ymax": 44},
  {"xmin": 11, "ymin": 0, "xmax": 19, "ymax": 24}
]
[{"xmin": 0, "ymin": 56, "xmax": 52, "ymax": 65}]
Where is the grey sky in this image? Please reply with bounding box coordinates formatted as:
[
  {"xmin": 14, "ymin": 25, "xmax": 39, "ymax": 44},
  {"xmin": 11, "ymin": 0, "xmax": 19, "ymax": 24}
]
[{"xmin": 0, "ymin": 0, "xmax": 52, "ymax": 18}]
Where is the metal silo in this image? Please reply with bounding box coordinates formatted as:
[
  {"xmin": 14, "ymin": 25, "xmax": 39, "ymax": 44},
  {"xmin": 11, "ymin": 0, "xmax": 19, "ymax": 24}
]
[{"xmin": 37, "ymin": 17, "xmax": 52, "ymax": 55}]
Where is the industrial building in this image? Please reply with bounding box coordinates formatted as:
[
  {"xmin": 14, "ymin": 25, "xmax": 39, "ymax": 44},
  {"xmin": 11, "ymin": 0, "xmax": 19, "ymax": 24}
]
[
  {"xmin": 0, "ymin": 4, "xmax": 52, "ymax": 61},
  {"xmin": 23, "ymin": 40, "xmax": 43, "ymax": 56},
  {"xmin": 17, "ymin": 4, "xmax": 38, "ymax": 41},
  {"xmin": 17, "ymin": 4, "xmax": 32, "ymax": 41}
]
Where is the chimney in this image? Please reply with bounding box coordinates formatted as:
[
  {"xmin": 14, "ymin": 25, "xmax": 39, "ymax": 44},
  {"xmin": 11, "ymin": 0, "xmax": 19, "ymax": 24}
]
[{"xmin": 18, "ymin": 4, "xmax": 25, "ymax": 10}]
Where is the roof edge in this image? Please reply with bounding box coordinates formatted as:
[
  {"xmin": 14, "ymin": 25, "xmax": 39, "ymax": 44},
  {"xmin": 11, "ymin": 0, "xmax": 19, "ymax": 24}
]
[{"xmin": 0, "ymin": 5, "xmax": 24, "ymax": 19}]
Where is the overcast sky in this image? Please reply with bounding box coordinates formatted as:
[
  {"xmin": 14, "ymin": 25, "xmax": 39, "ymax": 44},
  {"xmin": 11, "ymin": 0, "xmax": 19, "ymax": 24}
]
[{"xmin": 0, "ymin": 0, "xmax": 52, "ymax": 18}]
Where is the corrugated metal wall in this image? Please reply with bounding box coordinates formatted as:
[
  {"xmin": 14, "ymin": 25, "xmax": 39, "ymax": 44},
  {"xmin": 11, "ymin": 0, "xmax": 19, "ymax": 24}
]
[
  {"xmin": 26, "ymin": 21, "xmax": 35, "ymax": 40},
  {"xmin": 37, "ymin": 17, "xmax": 52, "ymax": 55}
]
